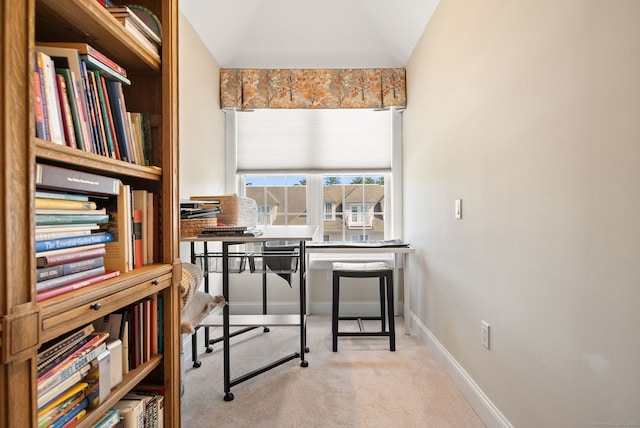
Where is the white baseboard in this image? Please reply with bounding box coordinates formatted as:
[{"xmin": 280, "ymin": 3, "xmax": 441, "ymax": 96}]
[{"xmin": 409, "ymin": 313, "xmax": 513, "ymax": 428}]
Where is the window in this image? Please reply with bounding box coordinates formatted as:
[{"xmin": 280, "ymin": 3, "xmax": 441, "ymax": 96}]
[{"xmin": 227, "ymin": 108, "xmax": 403, "ymax": 242}]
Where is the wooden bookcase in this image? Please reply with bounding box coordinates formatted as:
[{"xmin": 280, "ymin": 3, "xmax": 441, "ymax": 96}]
[{"xmin": 0, "ymin": 0, "xmax": 180, "ymax": 426}]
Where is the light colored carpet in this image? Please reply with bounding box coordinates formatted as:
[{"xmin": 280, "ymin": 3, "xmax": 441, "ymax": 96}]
[{"xmin": 181, "ymin": 316, "xmax": 484, "ymax": 428}]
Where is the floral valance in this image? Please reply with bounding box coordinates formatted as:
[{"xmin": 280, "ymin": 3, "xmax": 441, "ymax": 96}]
[{"xmin": 220, "ymin": 68, "xmax": 406, "ymax": 110}]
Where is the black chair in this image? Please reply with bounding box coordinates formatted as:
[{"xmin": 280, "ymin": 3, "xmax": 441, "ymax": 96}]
[{"xmin": 331, "ymin": 262, "xmax": 395, "ymax": 352}]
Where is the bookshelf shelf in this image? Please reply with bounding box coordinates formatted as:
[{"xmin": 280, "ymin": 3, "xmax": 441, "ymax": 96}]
[
  {"xmin": 36, "ymin": 138, "xmax": 163, "ymax": 182},
  {"xmin": 1, "ymin": 0, "xmax": 180, "ymax": 426},
  {"xmin": 36, "ymin": 0, "xmax": 161, "ymax": 71}
]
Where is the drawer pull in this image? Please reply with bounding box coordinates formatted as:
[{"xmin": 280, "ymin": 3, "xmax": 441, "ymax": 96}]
[
  {"xmin": 90, "ymin": 303, "xmax": 102, "ymax": 311},
  {"xmin": 152, "ymin": 279, "xmax": 160, "ymax": 286}
]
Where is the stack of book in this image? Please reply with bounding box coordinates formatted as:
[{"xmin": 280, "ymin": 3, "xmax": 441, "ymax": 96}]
[
  {"xmin": 34, "ymin": 42, "xmax": 153, "ymax": 166},
  {"xmin": 36, "ymin": 324, "xmax": 111, "ymax": 427},
  {"xmin": 107, "ymin": 5, "xmax": 162, "ymax": 56},
  {"xmin": 35, "ymin": 163, "xmax": 123, "ymax": 302}
]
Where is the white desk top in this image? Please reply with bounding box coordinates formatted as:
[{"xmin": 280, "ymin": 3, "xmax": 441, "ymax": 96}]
[{"xmin": 181, "ymin": 225, "xmax": 319, "ymax": 243}]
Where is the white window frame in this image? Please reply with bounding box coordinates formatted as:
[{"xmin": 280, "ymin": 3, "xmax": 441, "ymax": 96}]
[{"xmin": 225, "ymin": 107, "xmax": 404, "ymax": 242}]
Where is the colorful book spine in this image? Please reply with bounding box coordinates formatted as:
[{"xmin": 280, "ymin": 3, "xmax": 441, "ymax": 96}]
[
  {"xmin": 38, "ymin": 336, "xmax": 92, "ymax": 379},
  {"xmin": 81, "ymin": 53, "xmax": 131, "ymax": 86},
  {"xmin": 34, "ymin": 70, "xmax": 47, "ymax": 139},
  {"xmin": 35, "ymin": 213, "xmax": 110, "ymax": 226},
  {"xmin": 34, "ymin": 52, "xmax": 50, "ymax": 140},
  {"xmin": 36, "ymin": 256, "xmax": 105, "ymax": 282},
  {"xmin": 35, "ymin": 231, "xmax": 113, "ymax": 253},
  {"xmin": 92, "ymin": 408, "xmax": 120, "ymax": 428},
  {"xmin": 38, "ymin": 51, "xmax": 65, "ymax": 145},
  {"xmin": 133, "ymin": 209, "xmax": 143, "ymax": 269},
  {"xmin": 37, "ymin": 245, "xmax": 106, "ymax": 268},
  {"xmin": 55, "ymin": 68, "xmax": 86, "ymax": 150},
  {"xmin": 35, "ymin": 190, "xmax": 89, "ymax": 201},
  {"xmin": 49, "ymin": 398, "xmax": 88, "ymax": 428},
  {"xmin": 37, "ymin": 381, "xmax": 89, "ymax": 426},
  {"xmin": 36, "ymin": 266, "xmax": 106, "ymax": 292},
  {"xmin": 36, "ymin": 270, "xmax": 120, "ymax": 302},
  {"xmin": 37, "ymin": 324, "xmax": 95, "ymax": 367},
  {"xmin": 35, "ymin": 197, "xmax": 97, "ymax": 210},
  {"xmin": 37, "ymin": 364, "xmax": 92, "ymax": 410},
  {"xmin": 37, "ymin": 333, "xmax": 109, "ymax": 392},
  {"xmin": 55, "ymin": 73, "xmax": 77, "ymax": 148}
]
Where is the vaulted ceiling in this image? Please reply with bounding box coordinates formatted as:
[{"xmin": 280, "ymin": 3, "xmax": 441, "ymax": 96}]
[{"xmin": 179, "ymin": 0, "xmax": 440, "ymax": 69}]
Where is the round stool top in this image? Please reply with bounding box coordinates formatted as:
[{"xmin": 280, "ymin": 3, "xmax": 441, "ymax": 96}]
[{"xmin": 332, "ymin": 261, "xmax": 391, "ymax": 272}]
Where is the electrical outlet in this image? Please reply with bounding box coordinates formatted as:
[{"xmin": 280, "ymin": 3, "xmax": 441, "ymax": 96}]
[{"xmin": 481, "ymin": 321, "xmax": 490, "ymax": 349}]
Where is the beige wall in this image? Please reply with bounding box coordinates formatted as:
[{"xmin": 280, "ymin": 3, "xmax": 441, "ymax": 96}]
[
  {"xmin": 404, "ymin": 1, "xmax": 640, "ymax": 427},
  {"xmin": 178, "ymin": 13, "xmax": 226, "ymax": 200},
  {"xmin": 178, "ymin": 12, "xmax": 226, "ymax": 262}
]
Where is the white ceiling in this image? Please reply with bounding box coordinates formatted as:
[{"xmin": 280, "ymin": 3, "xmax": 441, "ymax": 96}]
[{"xmin": 179, "ymin": 0, "xmax": 440, "ymax": 69}]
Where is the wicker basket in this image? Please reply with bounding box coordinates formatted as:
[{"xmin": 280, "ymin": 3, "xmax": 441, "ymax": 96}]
[{"xmin": 180, "ymin": 217, "xmax": 218, "ymax": 238}]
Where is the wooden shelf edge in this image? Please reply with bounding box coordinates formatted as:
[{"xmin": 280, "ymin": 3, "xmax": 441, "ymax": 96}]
[{"xmin": 36, "ymin": 139, "xmax": 162, "ymax": 181}]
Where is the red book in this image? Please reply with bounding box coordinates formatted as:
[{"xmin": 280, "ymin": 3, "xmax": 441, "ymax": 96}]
[
  {"xmin": 133, "ymin": 209, "xmax": 143, "ymax": 268},
  {"xmin": 36, "ymin": 270, "xmax": 120, "ymax": 302}
]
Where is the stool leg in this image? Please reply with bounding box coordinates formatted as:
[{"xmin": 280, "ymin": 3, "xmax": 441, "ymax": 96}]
[
  {"xmin": 332, "ymin": 272, "xmax": 340, "ymax": 352},
  {"xmin": 386, "ymin": 271, "xmax": 396, "ymax": 351},
  {"xmin": 379, "ymin": 276, "xmax": 386, "ymax": 331}
]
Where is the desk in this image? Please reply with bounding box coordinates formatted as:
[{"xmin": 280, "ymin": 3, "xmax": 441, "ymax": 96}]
[
  {"xmin": 182, "ymin": 225, "xmax": 318, "ymax": 401},
  {"xmin": 306, "ymin": 242, "xmax": 414, "ymax": 334}
]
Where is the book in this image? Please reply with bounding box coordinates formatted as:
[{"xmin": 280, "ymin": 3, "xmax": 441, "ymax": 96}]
[
  {"xmin": 36, "ymin": 265, "xmax": 106, "ymax": 292},
  {"xmin": 37, "ymin": 42, "xmax": 128, "ymax": 78},
  {"xmin": 38, "ymin": 51, "xmax": 65, "ymax": 145},
  {"xmin": 37, "ymin": 324, "xmax": 95, "ymax": 368},
  {"xmin": 100, "ymin": 76, "xmax": 122, "ymax": 160},
  {"xmin": 112, "ymin": 396, "xmax": 145, "ymax": 428},
  {"xmin": 55, "ymin": 73, "xmax": 77, "ymax": 148},
  {"xmin": 36, "ymin": 213, "xmax": 109, "ymax": 226},
  {"xmin": 35, "ymin": 231, "xmax": 113, "ymax": 253},
  {"xmin": 56, "ymin": 68, "xmax": 86, "ymax": 150},
  {"xmin": 133, "ymin": 209, "xmax": 143, "ymax": 269},
  {"xmin": 36, "ymin": 270, "xmax": 120, "ymax": 302},
  {"xmin": 35, "ymin": 163, "xmax": 121, "ymax": 196},
  {"xmin": 124, "ymin": 392, "xmax": 158, "ymax": 428},
  {"xmin": 86, "ymin": 67, "xmax": 109, "ymax": 156},
  {"xmin": 50, "ymin": 398, "xmax": 88, "ymax": 428},
  {"xmin": 103, "ymin": 182, "xmax": 132, "ymax": 272},
  {"xmin": 35, "ymin": 229, "xmax": 92, "ymax": 242},
  {"xmin": 106, "ymin": 80, "xmax": 134, "ymax": 163},
  {"xmin": 34, "ymin": 70, "xmax": 47, "ymax": 139},
  {"xmin": 84, "ymin": 348, "xmax": 112, "ymax": 408},
  {"xmin": 37, "ymin": 381, "xmax": 89, "ymax": 427},
  {"xmin": 35, "ymin": 197, "xmax": 97, "ymax": 210},
  {"xmin": 37, "ymin": 364, "xmax": 92, "ymax": 410},
  {"xmin": 108, "ymin": 6, "xmax": 162, "ymax": 46},
  {"xmin": 92, "ymin": 408, "xmax": 120, "ymax": 428},
  {"xmin": 81, "ymin": 53, "xmax": 131, "ymax": 86},
  {"xmin": 35, "ymin": 45, "xmax": 92, "ymax": 148},
  {"xmin": 37, "ymin": 245, "xmax": 106, "ymax": 268},
  {"xmin": 35, "ymin": 190, "xmax": 90, "ymax": 201},
  {"xmin": 132, "ymin": 190, "xmax": 148, "ymax": 264},
  {"xmin": 90, "ymin": 70, "xmax": 117, "ymax": 159},
  {"xmin": 109, "ymin": 12, "xmax": 160, "ymax": 55},
  {"xmin": 36, "ymin": 208, "xmax": 107, "ymax": 216},
  {"xmin": 36, "ymin": 256, "xmax": 105, "ymax": 282},
  {"xmin": 38, "ymin": 335, "xmax": 92, "ymax": 379},
  {"xmin": 37, "ymin": 333, "xmax": 109, "ymax": 394}
]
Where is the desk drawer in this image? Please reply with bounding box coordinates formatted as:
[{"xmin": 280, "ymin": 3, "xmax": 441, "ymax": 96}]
[{"xmin": 41, "ymin": 272, "xmax": 171, "ymax": 342}]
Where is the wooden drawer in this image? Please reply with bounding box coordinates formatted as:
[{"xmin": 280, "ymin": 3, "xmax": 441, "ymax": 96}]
[{"xmin": 40, "ymin": 268, "xmax": 172, "ymax": 343}]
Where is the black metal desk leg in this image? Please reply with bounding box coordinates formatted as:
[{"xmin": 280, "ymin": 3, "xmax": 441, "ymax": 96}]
[
  {"xmin": 299, "ymin": 241, "xmax": 309, "ymax": 363},
  {"xmin": 222, "ymin": 241, "xmax": 233, "ymax": 401}
]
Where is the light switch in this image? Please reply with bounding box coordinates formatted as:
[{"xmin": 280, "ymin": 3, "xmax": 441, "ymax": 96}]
[{"xmin": 455, "ymin": 199, "xmax": 462, "ymax": 219}]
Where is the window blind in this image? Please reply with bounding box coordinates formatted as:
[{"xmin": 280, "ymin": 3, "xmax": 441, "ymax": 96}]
[{"xmin": 235, "ymin": 109, "xmax": 392, "ymax": 173}]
